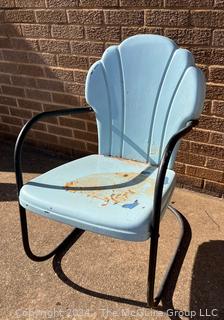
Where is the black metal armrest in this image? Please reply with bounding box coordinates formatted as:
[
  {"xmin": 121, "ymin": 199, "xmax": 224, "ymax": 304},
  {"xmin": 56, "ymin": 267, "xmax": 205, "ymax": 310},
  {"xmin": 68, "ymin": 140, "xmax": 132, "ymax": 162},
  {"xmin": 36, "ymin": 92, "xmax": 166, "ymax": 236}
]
[
  {"xmin": 14, "ymin": 106, "xmax": 93, "ymax": 193},
  {"xmin": 152, "ymin": 119, "xmax": 199, "ymax": 234}
]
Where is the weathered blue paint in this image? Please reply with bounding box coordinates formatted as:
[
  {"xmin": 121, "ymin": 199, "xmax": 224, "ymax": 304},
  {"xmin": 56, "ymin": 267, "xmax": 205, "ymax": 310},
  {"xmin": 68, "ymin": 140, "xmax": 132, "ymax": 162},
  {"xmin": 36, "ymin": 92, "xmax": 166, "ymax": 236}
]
[
  {"xmin": 86, "ymin": 34, "xmax": 205, "ymax": 167},
  {"xmin": 19, "ymin": 35, "xmax": 206, "ymax": 241}
]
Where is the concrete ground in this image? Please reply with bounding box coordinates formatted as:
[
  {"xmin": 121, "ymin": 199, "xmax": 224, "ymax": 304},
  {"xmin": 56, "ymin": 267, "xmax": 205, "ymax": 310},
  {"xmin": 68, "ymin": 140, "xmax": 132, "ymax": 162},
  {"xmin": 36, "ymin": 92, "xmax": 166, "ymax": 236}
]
[{"xmin": 0, "ymin": 141, "xmax": 223, "ymax": 320}]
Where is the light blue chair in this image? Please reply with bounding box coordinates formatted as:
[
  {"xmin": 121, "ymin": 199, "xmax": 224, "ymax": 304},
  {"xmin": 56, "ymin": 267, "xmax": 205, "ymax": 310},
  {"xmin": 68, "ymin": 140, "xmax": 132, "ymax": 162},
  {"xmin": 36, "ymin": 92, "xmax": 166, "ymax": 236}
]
[{"xmin": 14, "ymin": 35, "xmax": 205, "ymax": 307}]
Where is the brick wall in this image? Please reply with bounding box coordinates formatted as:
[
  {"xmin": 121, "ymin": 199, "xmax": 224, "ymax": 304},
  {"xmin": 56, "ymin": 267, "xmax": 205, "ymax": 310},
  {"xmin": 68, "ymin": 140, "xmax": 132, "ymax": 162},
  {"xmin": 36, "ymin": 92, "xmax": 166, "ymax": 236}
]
[{"xmin": 0, "ymin": 0, "xmax": 223, "ymax": 197}]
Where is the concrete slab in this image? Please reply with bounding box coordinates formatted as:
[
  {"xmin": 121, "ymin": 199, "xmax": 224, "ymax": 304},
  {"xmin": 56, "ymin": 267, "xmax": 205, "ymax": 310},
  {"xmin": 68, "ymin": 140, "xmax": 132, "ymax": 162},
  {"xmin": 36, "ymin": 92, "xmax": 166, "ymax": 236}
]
[{"xmin": 0, "ymin": 141, "xmax": 223, "ymax": 320}]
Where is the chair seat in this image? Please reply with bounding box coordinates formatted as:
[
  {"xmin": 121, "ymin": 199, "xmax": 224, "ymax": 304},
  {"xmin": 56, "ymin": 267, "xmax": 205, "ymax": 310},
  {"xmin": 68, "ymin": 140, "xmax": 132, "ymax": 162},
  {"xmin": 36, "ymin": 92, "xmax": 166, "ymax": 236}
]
[{"xmin": 19, "ymin": 155, "xmax": 176, "ymax": 241}]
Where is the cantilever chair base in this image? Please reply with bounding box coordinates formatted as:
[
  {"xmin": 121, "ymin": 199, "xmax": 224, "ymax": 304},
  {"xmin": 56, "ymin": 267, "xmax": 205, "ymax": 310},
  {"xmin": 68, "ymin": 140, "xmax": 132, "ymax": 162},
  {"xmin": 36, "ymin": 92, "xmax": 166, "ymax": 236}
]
[{"xmin": 18, "ymin": 201, "xmax": 189, "ymax": 307}]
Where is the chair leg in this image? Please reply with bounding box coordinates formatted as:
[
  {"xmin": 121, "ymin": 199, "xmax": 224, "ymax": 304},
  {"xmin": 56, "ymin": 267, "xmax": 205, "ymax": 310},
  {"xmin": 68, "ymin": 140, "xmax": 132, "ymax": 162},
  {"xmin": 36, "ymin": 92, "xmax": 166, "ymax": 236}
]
[
  {"xmin": 147, "ymin": 205, "xmax": 190, "ymax": 307},
  {"xmin": 19, "ymin": 205, "xmax": 84, "ymax": 262}
]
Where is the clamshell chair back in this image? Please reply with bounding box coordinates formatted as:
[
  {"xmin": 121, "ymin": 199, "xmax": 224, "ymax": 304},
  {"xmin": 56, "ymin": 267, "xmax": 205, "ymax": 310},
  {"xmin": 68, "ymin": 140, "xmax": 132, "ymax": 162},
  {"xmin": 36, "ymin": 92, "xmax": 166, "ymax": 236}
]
[
  {"xmin": 15, "ymin": 34, "xmax": 206, "ymax": 307},
  {"xmin": 86, "ymin": 34, "xmax": 205, "ymax": 167}
]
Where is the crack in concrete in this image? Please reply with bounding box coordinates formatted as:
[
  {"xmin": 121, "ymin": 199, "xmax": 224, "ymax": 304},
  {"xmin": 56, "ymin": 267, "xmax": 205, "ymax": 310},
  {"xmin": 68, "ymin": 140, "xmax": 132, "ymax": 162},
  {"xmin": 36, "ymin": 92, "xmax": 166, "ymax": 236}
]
[{"xmin": 205, "ymin": 210, "xmax": 221, "ymax": 231}]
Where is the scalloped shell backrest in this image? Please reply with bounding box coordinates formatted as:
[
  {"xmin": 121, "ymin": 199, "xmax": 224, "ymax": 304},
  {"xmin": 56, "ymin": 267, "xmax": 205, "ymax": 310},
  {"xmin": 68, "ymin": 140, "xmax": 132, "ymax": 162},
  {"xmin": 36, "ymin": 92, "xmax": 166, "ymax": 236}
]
[{"xmin": 85, "ymin": 35, "xmax": 205, "ymax": 167}]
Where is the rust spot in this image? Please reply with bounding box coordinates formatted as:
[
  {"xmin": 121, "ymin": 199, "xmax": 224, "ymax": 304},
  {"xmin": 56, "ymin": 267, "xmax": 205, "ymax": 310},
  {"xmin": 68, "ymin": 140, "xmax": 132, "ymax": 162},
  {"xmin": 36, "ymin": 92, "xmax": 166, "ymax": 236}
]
[{"xmin": 64, "ymin": 171, "xmax": 155, "ymax": 206}]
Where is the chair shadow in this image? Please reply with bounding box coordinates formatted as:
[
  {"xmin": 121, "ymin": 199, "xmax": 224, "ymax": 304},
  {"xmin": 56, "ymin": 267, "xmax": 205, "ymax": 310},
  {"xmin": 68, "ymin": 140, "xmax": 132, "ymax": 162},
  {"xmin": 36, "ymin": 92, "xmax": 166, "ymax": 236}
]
[
  {"xmin": 190, "ymin": 240, "xmax": 224, "ymax": 320},
  {"xmin": 52, "ymin": 209, "xmax": 192, "ymax": 320},
  {"xmin": 0, "ymin": 183, "xmax": 17, "ymax": 201}
]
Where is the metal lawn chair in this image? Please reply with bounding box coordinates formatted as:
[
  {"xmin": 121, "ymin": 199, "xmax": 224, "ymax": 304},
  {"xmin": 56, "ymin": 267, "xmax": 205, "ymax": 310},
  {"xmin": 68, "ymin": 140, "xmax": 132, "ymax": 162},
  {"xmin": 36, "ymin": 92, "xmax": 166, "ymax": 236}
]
[{"xmin": 14, "ymin": 34, "xmax": 206, "ymax": 307}]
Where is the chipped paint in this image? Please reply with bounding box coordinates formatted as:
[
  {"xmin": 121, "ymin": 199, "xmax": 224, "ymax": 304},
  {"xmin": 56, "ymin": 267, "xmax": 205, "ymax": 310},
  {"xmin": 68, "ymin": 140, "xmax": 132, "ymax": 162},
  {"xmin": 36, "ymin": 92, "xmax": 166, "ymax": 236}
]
[
  {"xmin": 64, "ymin": 171, "xmax": 156, "ymax": 207},
  {"xmin": 122, "ymin": 200, "xmax": 139, "ymax": 209}
]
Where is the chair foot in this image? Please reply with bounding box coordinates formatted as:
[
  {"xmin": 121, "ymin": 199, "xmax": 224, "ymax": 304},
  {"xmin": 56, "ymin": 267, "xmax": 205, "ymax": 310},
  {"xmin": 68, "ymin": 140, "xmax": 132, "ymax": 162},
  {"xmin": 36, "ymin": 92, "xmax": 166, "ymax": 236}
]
[
  {"xmin": 147, "ymin": 205, "xmax": 191, "ymax": 307},
  {"xmin": 19, "ymin": 205, "xmax": 84, "ymax": 262}
]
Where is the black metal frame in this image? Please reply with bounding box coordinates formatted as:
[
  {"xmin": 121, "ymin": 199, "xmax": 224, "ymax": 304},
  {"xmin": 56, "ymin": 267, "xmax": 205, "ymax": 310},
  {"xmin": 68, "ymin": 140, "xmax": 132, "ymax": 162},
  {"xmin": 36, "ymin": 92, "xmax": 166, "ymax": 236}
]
[
  {"xmin": 14, "ymin": 107, "xmax": 198, "ymax": 306},
  {"xmin": 14, "ymin": 107, "xmax": 92, "ymax": 261}
]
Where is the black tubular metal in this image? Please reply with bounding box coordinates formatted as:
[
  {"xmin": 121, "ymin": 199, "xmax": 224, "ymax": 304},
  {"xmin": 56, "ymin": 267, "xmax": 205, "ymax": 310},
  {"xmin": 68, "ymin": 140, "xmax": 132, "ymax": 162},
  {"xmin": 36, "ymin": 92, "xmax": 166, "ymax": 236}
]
[
  {"xmin": 147, "ymin": 119, "xmax": 198, "ymax": 307},
  {"xmin": 14, "ymin": 107, "xmax": 93, "ymax": 261}
]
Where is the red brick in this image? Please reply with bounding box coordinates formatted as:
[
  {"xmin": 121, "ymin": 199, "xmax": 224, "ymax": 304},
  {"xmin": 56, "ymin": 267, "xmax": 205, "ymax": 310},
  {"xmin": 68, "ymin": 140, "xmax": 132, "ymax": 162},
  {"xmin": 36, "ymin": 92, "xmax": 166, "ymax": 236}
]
[
  {"xmin": 186, "ymin": 128, "xmax": 210, "ymax": 143},
  {"xmin": 26, "ymin": 88, "xmax": 51, "ymax": 102},
  {"xmin": 122, "ymin": 26, "xmax": 163, "ymax": 39},
  {"xmin": 209, "ymin": 66, "xmax": 224, "ymax": 83},
  {"xmin": 15, "ymin": 0, "xmax": 46, "ymax": 7},
  {"xmin": 164, "ymin": 28, "xmax": 212, "ymax": 46},
  {"xmin": 176, "ymin": 174, "xmax": 203, "ymax": 188},
  {"xmin": 190, "ymin": 10, "xmax": 224, "ymax": 28},
  {"xmin": 64, "ymin": 83, "xmax": 85, "ymax": 95},
  {"xmin": 71, "ymin": 41, "xmax": 104, "ymax": 56},
  {"xmin": 59, "ymin": 136, "xmax": 86, "ymax": 151},
  {"xmin": 5, "ymin": 10, "xmax": 35, "ymax": 23},
  {"xmin": 206, "ymin": 157, "xmax": 224, "ymax": 172},
  {"xmin": 213, "ymin": 29, "xmax": 224, "ymax": 47},
  {"xmin": 10, "ymin": 38, "xmax": 39, "ymax": 51},
  {"xmin": 39, "ymin": 39, "xmax": 70, "ymax": 54},
  {"xmin": 87, "ymin": 121, "xmax": 97, "ymax": 133},
  {"xmin": 2, "ymin": 50, "xmax": 28, "ymax": 63},
  {"xmin": 17, "ymin": 64, "xmax": 44, "ymax": 77},
  {"xmin": 28, "ymin": 52, "xmax": 57, "ymax": 66},
  {"xmin": 86, "ymin": 142, "xmax": 98, "ymax": 153},
  {"xmin": 204, "ymin": 180, "xmax": 224, "ymax": 197},
  {"xmin": 58, "ymin": 55, "xmax": 89, "ymax": 69},
  {"xmin": 0, "ymin": 73, "xmax": 11, "ymax": 84},
  {"xmin": 52, "ymin": 92, "xmax": 80, "ymax": 106},
  {"xmin": 85, "ymin": 26, "xmax": 120, "ymax": 41},
  {"xmin": 2, "ymin": 85, "xmax": 25, "ymax": 97},
  {"xmin": 0, "ymin": 96, "xmax": 17, "ymax": 106},
  {"xmin": 0, "ymin": 105, "xmax": 10, "ymax": 115},
  {"xmin": 22, "ymin": 24, "xmax": 50, "ymax": 38},
  {"xmin": 30, "ymin": 121, "xmax": 47, "ymax": 131},
  {"xmin": 47, "ymin": 124, "xmax": 73, "ymax": 137},
  {"xmin": 1, "ymin": 0, "xmax": 15, "ymax": 7},
  {"xmin": 46, "ymin": 0, "xmax": 79, "ymax": 8},
  {"xmin": 1, "ymin": 115, "xmax": 23, "ymax": 126},
  {"xmin": 174, "ymin": 162, "xmax": 186, "ymax": 174},
  {"xmin": 176, "ymin": 151, "xmax": 206, "ymax": 167},
  {"xmin": 18, "ymin": 98, "xmax": 43, "ymax": 111},
  {"xmin": 190, "ymin": 142, "xmax": 224, "ymax": 159},
  {"xmin": 51, "ymin": 25, "xmax": 84, "ymax": 40},
  {"xmin": 188, "ymin": 48, "xmax": 211, "ymax": 65},
  {"xmin": 202, "ymin": 99, "xmax": 212, "ymax": 115},
  {"xmin": 146, "ymin": 9, "xmax": 189, "ymax": 27},
  {"xmin": 210, "ymin": 49, "xmax": 224, "ymax": 65},
  {"xmin": 209, "ymin": 132, "xmax": 224, "ymax": 146},
  {"xmin": 45, "ymin": 67, "xmax": 74, "ymax": 81},
  {"xmin": 105, "ymin": 10, "xmax": 144, "ymax": 26},
  {"xmin": 88, "ymin": 56, "xmax": 100, "ymax": 66},
  {"xmin": 73, "ymin": 70, "xmax": 87, "ymax": 83},
  {"xmin": 35, "ymin": 10, "xmax": 67, "ymax": 23},
  {"xmin": 36, "ymin": 79, "xmax": 64, "ymax": 92},
  {"xmin": 199, "ymin": 115, "xmax": 224, "ymax": 133},
  {"xmin": 214, "ymin": 0, "xmax": 224, "ymax": 8},
  {"xmin": 10, "ymin": 107, "xmax": 32, "ymax": 119},
  {"xmin": 186, "ymin": 165, "xmax": 223, "ymax": 183},
  {"xmin": 74, "ymin": 129, "xmax": 97, "ymax": 143},
  {"xmin": 179, "ymin": 139, "xmax": 190, "ymax": 152},
  {"xmin": 11, "ymin": 75, "xmax": 36, "ymax": 88},
  {"xmin": 68, "ymin": 9, "xmax": 103, "ymax": 24},
  {"xmin": 120, "ymin": 0, "xmax": 163, "ymax": 6},
  {"xmin": 165, "ymin": 0, "xmax": 213, "ymax": 7},
  {"xmin": 0, "ymin": 24, "xmax": 22, "ymax": 37},
  {"xmin": 0, "ymin": 122, "xmax": 10, "ymax": 132},
  {"xmin": 212, "ymin": 101, "xmax": 224, "ymax": 117},
  {"xmin": 0, "ymin": 38, "xmax": 11, "ymax": 49},
  {"xmin": 34, "ymin": 131, "xmax": 58, "ymax": 144},
  {"xmin": 206, "ymin": 84, "xmax": 224, "ymax": 100},
  {"xmin": 59, "ymin": 116, "xmax": 86, "ymax": 130},
  {"xmin": 80, "ymin": 0, "xmax": 118, "ymax": 7}
]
